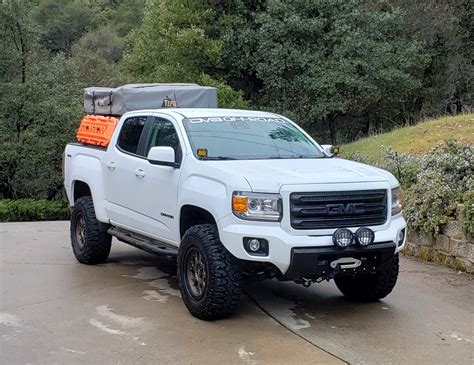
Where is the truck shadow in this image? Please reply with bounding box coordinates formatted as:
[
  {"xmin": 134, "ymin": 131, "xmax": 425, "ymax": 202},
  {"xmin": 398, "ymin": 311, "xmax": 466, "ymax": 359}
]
[
  {"xmin": 106, "ymin": 244, "xmax": 399, "ymax": 325},
  {"xmin": 243, "ymin": 278, "xmax": 402, "ymax": 330}
]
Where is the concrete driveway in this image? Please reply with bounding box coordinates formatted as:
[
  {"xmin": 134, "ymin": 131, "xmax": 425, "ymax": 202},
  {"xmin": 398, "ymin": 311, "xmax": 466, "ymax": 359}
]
[{"xmin": 1, "ymin": 221, "xmax": 473, "ymax": 364}]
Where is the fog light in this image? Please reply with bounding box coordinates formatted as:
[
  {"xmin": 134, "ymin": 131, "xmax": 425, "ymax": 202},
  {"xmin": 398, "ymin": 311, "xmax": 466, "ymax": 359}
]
[
  {"xmin": 248, "ymin": 239, "xmax": 260, "ymax": 252},
  {"xmin": 332, "ymin": 228, "xmax": 353, "ymax": 248},
  {"xmin": 243, "ymin": 238, "xmax": 269, "ymax": 256},
  {"xmin": 355, "ymin": 227, "xmax": 375, "ymax": 247},
  {"xmin": 398, "ymin": 228, "xmax": 406, "ymax": 247}
]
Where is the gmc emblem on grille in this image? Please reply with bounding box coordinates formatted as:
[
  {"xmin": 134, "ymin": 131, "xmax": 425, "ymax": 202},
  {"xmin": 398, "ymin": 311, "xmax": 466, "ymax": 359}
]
[{"xmin": 326, "ymin": 203, "xmax": 365, "ymax": 215}]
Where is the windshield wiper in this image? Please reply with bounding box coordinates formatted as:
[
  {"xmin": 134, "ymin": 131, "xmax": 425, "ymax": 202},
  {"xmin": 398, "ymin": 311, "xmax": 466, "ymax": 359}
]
[
  {"xmin": 261, "ymin": 154, "xmax": 311, "ymax": 159},
  {"xmin": 199, "ymin": 156, "xmax": 238, "ymax": 161}
]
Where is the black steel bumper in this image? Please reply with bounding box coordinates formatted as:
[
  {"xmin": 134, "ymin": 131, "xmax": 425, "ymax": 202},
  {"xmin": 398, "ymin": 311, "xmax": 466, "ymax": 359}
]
[{"xmin": 283, "ymin": 241, "xmax": 397, "ymax": 280}]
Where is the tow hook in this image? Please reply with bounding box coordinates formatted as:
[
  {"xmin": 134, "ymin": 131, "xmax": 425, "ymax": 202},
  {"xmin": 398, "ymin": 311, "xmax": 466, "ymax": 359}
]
[
  {"xmin": 294, "ymin": 277, "xmax": 316, "ymax": 287},
  {"xmin": 296, "ymin": 271, "xmax": 336, "ymax": 288},
  {"xmin": 325, "ymin": 270, "xmax": 337, "ymax": 281},
  {"xmin": 294, "ymin": 259, "xmax": 363, "ymax": 288}
]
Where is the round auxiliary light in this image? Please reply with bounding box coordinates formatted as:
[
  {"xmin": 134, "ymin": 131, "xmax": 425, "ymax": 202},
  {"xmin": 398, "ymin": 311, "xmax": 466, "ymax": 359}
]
[
  {"xmin": 333, "ymin": 228, "xmax": 353, "ymax": 248},
  {"xmin": 398, "ymin": 229, "xmax": 404, "ymax": 242},
  {"xmin": 355, "ymin": 227, "xmax": 375, "ymax": 247},
  {"xmin": 397, "ymin": 229, "xmax": 405, "ymax": 246},
  {"xmin": 248, "ymin": 238, "xmax": 261, "ymax": 252}
]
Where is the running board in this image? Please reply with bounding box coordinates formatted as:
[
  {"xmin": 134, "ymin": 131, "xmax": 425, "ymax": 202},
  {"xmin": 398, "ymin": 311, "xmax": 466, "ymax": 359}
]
[{"xmin": 107, "ymin": 227, "xmax": 178, "ymax": 257}]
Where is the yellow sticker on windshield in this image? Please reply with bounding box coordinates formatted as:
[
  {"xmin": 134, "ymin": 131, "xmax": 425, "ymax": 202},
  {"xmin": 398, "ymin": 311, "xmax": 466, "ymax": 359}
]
[{"xmin": 197, "ymin": 148, "xmax": 208, "ymax": 158}]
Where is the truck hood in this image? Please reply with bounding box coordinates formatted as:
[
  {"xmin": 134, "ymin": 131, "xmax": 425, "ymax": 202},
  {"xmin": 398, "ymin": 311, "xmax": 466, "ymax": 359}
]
[{"xmin": 210, "ymin": 158, "xmax": 397, "ymax": 192}]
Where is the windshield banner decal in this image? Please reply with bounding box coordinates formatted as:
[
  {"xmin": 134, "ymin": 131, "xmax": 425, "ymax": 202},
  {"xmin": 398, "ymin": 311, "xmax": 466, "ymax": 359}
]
[{"xmin": 186, "ymin": 116, "xmax": 287, "ymax": 124}]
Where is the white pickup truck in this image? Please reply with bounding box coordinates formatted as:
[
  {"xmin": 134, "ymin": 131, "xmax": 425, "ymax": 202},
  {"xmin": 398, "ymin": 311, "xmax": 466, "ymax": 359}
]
[{"xmin": 64, "ymin": 108, "xmax": 406, "ymax": 320}]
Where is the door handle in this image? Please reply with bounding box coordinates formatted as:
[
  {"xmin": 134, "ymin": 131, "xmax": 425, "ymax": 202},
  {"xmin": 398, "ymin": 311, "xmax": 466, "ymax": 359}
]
[
  {"xmin": 106, "ymin": 161, "xmax": 116, "ymax": 170},
  {"xmin": 134, "ymin": 168, "xmax": 145, "ymax": 178}
]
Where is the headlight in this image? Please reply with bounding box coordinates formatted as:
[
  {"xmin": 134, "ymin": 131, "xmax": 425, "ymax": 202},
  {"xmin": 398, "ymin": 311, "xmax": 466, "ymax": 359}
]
[
  {"xmin": 232, "ymin": 191, "xmax": 282, "ymax": 221},
  {"xmin": 391, "ymin": 186, "xmax": 404, "ymax": 215}
]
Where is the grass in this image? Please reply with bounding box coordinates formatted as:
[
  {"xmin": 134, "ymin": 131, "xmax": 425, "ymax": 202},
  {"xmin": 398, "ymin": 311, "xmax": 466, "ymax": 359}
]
[{"xmin": 342, "ymin": 113, "xmax": 474, "ymax": 162}]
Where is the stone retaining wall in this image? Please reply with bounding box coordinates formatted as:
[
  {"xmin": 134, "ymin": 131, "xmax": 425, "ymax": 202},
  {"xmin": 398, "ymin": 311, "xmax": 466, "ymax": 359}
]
[{"xmin": 403, "ymin": 206, "xmax": 473, "ymax": 273}]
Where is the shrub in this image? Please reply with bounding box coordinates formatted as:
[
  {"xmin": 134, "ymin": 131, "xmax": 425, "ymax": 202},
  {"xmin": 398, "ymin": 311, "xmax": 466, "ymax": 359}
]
[
  {"xmin": 341, "ymin": 150, "xmax": 374, "ymax": 166},
  {"xmin": 343, "ymin": 147, "xmax": 421, "ymax": 188},
  {"xmin": 404, "ymin": 170, "xmax": 462, "ymax": 234},
  {"xmin": 461, "ymin": 179, "xmax": 474, "ymax": 239},
  {"xmin": 346, "ymin": 141, "xmax": 474, "ymax": 235},
  {"xmin": 0, "ymin": 199, "xmax": 70, "ymax": 222},
  {"xmin": 421, "ymin": 141, "xmax": 473, "ymax": 192}
]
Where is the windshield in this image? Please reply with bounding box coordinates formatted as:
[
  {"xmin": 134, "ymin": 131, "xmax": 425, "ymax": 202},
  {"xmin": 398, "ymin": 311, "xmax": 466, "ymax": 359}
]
[{"xmin": 183, "ymin": 116, "xmax": 324, "ymax": 160}]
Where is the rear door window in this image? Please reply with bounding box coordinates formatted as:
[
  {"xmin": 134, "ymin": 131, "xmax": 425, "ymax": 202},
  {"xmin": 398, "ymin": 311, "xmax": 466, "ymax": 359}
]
[{"xmin": 117, "ymin": 116, "xmax": 147, "ymax": 155}]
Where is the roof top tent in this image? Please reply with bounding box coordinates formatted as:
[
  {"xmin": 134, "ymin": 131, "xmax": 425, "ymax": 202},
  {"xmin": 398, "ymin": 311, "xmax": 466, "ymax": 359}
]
[{"xmin": 84, "ymin": 83, "xmax": 218, "ymax": 116}]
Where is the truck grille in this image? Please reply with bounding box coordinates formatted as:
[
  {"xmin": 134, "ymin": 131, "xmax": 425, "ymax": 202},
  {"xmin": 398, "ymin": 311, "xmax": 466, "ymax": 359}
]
[{"xmin": 290, "ymin": 190, "xmax": 387, "ymax": 230}]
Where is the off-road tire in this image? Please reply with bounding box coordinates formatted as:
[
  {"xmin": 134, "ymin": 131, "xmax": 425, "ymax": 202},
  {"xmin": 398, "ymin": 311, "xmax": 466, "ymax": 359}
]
[
  {"xmin": 334, "ymin": 253, "xmax": 399, "ymax": 301},
  {"xmin": 178, "ymin": 224, "xmax": 242, "ymax": 320},
  {"xmin": 70, "ymin": 196, "xmax": 111, "ymax": 264}
]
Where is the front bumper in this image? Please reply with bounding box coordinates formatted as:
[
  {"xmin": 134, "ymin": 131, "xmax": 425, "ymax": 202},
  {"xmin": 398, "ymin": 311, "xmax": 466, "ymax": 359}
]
[
  {"xmin": 218, "ymin": 213, "xmax": 406, "ymax": 275},
  {"xmin": 284, "ymin": 241, "xmax": 396, "ymax": 280}
]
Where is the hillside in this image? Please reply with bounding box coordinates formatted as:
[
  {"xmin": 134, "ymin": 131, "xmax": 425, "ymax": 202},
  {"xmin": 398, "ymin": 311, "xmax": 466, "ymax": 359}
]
[{"xmin": 343, "ymin": 114, "xmax": 474, "ymax": 161}]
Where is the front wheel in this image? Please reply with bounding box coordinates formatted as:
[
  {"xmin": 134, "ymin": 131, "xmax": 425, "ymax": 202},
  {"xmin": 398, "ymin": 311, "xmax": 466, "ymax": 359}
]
[
  {"xmin": 178, "ymin": 224, "xmax": 242, "ymax": 320},
  {"xmin": 334, "ymin": 253, "xmax": 399, "ymax": 301}
]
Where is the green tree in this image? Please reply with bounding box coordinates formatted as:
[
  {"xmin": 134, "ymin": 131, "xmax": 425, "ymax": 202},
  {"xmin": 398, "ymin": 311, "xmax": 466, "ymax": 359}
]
[
  {"xmin": 0, "ymin": 1, "xmax": 84, "ymax": 199},
  {"xmin": 224, "ymin": 0, "xmax": 428, "ymax": 143},
  {"xmin": 70, "ymin": 27, "xmax": 129, "ymax": 86},
  {"xmin": 0, "ymin": 0, "xmax": 38, "ymax": 83},
  {"xmin": 33, "ymin": 0, "xmax": 94, "ymax": 53},
  {"xmin": 389, "ymin": 0, "xmax": 473, "ymax": 115},
  {"xmin": 0, "ymin": 54, "xmax": 84, "ymax": 199},
  {"xmin": 101, "ymin": 0, "xmax": 146, "ymax": 37},
  {"xmin": 124, "ymin": 0, "xmax": 248, "ymax": 108}
]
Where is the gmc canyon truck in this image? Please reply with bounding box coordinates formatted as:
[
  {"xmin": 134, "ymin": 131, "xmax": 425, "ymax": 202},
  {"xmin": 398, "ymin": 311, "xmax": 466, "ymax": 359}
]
[{"xmin": 64, "ymin": 108, "xmax": 406, "ymax": 320}]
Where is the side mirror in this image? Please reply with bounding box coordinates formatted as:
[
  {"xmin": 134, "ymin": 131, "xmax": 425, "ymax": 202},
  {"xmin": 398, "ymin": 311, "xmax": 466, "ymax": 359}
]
[
  {"xmin": 321, "ymin": 144, "xmax": 340, "ymax": 156},
  {"xmin": 147, "ymin": 146, "xmax": 179, "ymax": 168}
]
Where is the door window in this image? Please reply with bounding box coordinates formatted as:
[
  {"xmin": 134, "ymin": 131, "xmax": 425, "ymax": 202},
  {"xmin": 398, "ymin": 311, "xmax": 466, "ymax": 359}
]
[
  {"xmin": 145, "ymin": 118, "xmax": 182, "ymax": 162},
  {"xmin": 117, "ymin": 116, "xmax": 147, "ymax": 154}
]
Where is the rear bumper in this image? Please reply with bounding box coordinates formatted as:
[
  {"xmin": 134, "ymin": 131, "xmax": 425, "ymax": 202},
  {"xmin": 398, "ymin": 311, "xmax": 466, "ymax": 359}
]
[{"xmin": 283, "ymin": 241, "xmax": 396, "ymax": 280}]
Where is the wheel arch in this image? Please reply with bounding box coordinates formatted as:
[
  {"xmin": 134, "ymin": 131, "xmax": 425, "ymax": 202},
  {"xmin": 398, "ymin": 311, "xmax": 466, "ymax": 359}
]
[
  {"xmin": 70, "ymin": 178, "xmax": 108, "ymax": 223},
  {"xmin": 180, "ymin": 205, "xmax": 217, "ymax": 239},
  {"xmin": 73, "ymin": 180, "xmax": 92, "ymax": 202}
]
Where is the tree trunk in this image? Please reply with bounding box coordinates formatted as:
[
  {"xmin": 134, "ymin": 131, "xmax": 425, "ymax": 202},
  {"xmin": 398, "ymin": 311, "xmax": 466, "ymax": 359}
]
[
  {"xmin": 327, "ymin": 114, "xmax": 337, "ymax": 145},
  {"xmin": 17, "ymin": 21, "xmax": 26, "ymax": 84},
  {"xmin": 455, "ymin": 100, "xmax": 462, "ymax": 114},
  {"xmin": 365, "ymin": 112, "xmax": 371, "ymax": 135}
]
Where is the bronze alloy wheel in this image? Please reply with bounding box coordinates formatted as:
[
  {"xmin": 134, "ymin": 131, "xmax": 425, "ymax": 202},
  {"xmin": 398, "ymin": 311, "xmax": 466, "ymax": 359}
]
[
  {"xmin": 178, "ymin": 224, "xmax": 242, "ymax": 320},
  {"xmin": 70, "ymin": 196, "xmax": 111, "ymax": 265},
  {"xmin": 74, "ymin": 213, "xmax": 86, "ymax": 250},
  {"xmin": 184, "ymin": 247, "xmax": 208, "ymax": 299}
]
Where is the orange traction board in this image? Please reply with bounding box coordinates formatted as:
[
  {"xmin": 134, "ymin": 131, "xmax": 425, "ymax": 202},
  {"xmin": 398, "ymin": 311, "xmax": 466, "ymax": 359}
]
[{"xmin": 76, "ymin": 115, "xmax": 118, "ymax": 147}]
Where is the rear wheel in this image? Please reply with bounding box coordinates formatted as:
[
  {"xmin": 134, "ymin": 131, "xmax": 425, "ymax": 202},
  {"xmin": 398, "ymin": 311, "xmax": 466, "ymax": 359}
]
[
  {"xmin": 178, "ymin": 224, "xmax": 242, "ymax": 320},
  {"xmin": 334, "ymin": 253, "xmax": 399, "ymax": 301},
  {"xmin": 70, "ymin": 196, "xmax": 111, "ymax": 264}
]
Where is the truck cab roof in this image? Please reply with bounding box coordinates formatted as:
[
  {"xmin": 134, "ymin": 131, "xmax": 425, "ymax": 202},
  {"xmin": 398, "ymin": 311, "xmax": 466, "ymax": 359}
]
[{"xmin": 122, "ymin": 108, "xmax": 281, "ymax": 120}]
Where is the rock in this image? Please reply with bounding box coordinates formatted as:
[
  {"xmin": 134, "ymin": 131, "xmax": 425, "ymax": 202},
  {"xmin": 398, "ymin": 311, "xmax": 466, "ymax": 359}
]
[
  {"xmin": 466, "ymin": 243, "xmax": 474, "ymax": 263},
  {"xmin": 408, "ymin": 231, "xmax": 434, "ymax": 247},
  {"xmin": 442, "ymin": 221, "xmax": 463, "ymax": 240},
  {"xmin": 454, "ymin": 258, "xmax": 473, "ymax": 273},
  {"xmin": 450, "ymin": 239, "xmax": 468, "ymax": 258},
  {"xmin": 418, "ymin": 246, "xmax": 434, "ymax": 261},
  {"xmin": 434, "ymin": 234, "xmax": 451, "ymax": 252},
  {"xmin": 434, "ymin": 251, "xmax": 449, "ymax": 266}
]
